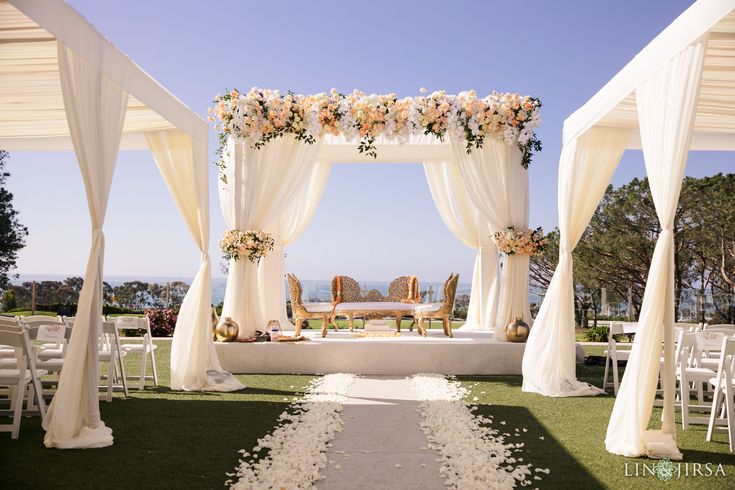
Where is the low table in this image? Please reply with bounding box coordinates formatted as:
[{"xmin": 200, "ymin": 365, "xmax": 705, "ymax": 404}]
[{"xmin": 333, "ymin": 301, "xmax": 419, "ymax": 332}]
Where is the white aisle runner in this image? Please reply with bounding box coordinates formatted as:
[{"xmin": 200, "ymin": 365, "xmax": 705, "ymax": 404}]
[{"xmin": 318, "ymin": 376, "xmax": 446, "ymax": 490}]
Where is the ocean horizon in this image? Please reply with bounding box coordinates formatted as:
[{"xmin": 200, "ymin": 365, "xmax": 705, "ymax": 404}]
[{"xmin": 13, "ymin": 274, "xmax": 477, "ymax": 306}]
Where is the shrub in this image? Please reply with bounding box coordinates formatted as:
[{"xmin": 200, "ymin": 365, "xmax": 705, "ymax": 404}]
[
  {"xmin": 145, "ymin": 308, "xmax": 178, "ymax": 337},
  {"xmin": 584, "ymin": 326, "xmax": 609, "ymax": 342},
  {"xmin": 1, "ymin": 289, "xmax": 16, "ymax": 312}
]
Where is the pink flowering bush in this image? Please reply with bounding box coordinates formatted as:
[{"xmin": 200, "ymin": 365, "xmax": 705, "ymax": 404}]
[{"xmin": 145, "ymin": 308, "xmax": 178, "ymax": 337}]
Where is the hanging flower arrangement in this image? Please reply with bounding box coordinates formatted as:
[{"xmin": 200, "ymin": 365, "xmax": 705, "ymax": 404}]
[
  {"xmin": 219, "ymin": 229, "xmax": 275, "ymax": 263},
  {"xmin": 209, "ymin": 88, "xmax": 542, "ymax": 174},
  {"xmin": 492, "ymin": 226, "xmax": 547, "ymax": 256}
]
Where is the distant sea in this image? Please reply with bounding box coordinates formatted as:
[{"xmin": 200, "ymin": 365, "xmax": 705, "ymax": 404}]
[{"xmin": 14, "ymin": 274, "xmax": 474, "ymax": 305}]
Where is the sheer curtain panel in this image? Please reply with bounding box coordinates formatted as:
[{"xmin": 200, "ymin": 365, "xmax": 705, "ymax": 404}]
[
  {"xmin": 219, "ymin": 136, "xmax": 321, "ymax": 337},
  {"xmin": 606, "ymin": 37, "xmax": 706, "ymax": 459},
  {"xmin": 424, "ymin": 160, "xmax": 496, "ymax": 330},
  {"xmin": 450, "ymin": 137, "xmax": 530, "ymax": 339},
  {"xmin": 146, "ymin": 130, "xmax": 243, "ymax": 392},
  {"xmin": 42, "ymin": 44, "xmax": 127, "ymax": 449},
  {"xmin": 522, "ymin": 127, "xmax": 629, "ymax": 397},
  {"xmin": 259, "ymin": 161, "xmax": 332, "ymax": 326}
]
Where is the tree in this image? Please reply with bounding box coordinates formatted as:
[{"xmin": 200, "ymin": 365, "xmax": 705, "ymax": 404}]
[
  {"xmin": 530, "ymin": 175, "xmax": 735, "ymax": 325},
  {"xmin": 0, "ymin": 151, "xmax": 28, "ymax": 290}
]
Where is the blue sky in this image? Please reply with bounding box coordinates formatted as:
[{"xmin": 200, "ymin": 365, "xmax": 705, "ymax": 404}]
[{"xmin": 6, "ymin": 0, "xmax": 730, "ymax": 283}]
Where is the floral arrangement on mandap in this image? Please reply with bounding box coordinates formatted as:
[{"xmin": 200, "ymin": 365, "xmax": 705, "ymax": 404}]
[
  {"xmin": 219, "ymin": 229, "xmax": 274, "ymax": 263},
  {"xmin": 209, "ymin": 88, "xmax": 542, "ymax": 171},
  {"xmin": 492, "ymin": 226, "xmax": 547, "ymax": 256}
]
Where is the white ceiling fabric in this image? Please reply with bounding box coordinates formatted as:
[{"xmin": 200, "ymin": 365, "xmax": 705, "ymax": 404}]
[
  {"xmin": 0, "ymin": 0, "xmax": 207, "ymax": 149},
  {"xmin": 564, "ymin": 0, "xmax": 735, "ymax": 151}
]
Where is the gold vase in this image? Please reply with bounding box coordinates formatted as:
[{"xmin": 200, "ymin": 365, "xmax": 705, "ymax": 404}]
[
  {"xmin": 211, "ymin": 306, "xmax": 220, "ymax": 341},
  {"xmin": 505, "ymin": 318, "xmax": 529, "ymax": 343},
  {"xmin": 216, "ymin": 317, "xmax": 239, "ymax": 342}
]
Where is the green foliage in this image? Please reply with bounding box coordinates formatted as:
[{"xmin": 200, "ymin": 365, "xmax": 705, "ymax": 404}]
[
  {"xmin": 583, "ymin": 326, "xmax": 608, "ymax": 342},
  {"xmin": 0, "ymin": 151, "xmax": 27, "ymax": 290},
  {"xmin": 1, "ymin": 288, "xmax": 16, "ymax": 311},
  {"xmin": 531, "ymin": 174, "xmax": 735, "ymax": 323}
]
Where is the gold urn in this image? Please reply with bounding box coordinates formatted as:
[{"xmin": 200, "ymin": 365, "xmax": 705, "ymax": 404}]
[
  {"xmin": 216, "ymin": 317, "xmax": 239, "ymax": 342},
  {"xmin": 505, "ymin": 318, "xmax": 530, "ymax": 343}
]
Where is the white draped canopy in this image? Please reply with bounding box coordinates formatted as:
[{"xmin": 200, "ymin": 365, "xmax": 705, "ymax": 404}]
[
  {"xmin": 219, "ymin": 133, "xmax": 533, "ymax": 338},
  {"xmin": 0, "ymin": 0, "xmax": 241, "ymax": 449},
  {"xmin": 523, "ymin": 0, "xmax": 735, "ymax": 459}
]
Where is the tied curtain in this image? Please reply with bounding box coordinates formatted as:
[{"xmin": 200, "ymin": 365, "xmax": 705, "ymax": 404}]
[
  {"xmin": 606, "ymin": 37, "xmax": 706, "ymax": 459},
  {"xmin": 522, "ymin": 127, "xmax": 629, "ymax": 397},
  {"xmin": 145, "ymin": 130, "xmax": 243, "ymax": 392},
  {"xmin": 219, "ymin": 135, "xmax": 321, "ymax": 337},
  {"xmin": 43, "ymin": 44, "xmax": 127, "ymax": 449},
  {"xmin": 423, "ymin": 160, "xmax": 497, "ymax": 331},
  {"xmin": 259, "ymin": 161, "xmax": 332, "ymax": 326},
  {"xmin": 449, "ymin": 137, "xmax": 531, "ymax": 339}
]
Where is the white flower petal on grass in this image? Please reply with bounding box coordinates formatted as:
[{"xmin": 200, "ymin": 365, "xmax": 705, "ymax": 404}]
[
  {"xmin": 411, "ymin": 374, "xmax": 534, "ymax": 489},
  {"xmin": 228, "ymin": 373, "xmax": 355, "ymax": 489}
]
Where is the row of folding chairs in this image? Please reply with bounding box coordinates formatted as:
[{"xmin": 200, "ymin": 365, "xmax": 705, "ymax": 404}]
[
  {"xmin": 601, "ymin": 322, "xmax": 735, "ymax": 450},
  {"xmin": 602, "ymin": 322, "xmax": 735, "ymax": 395},
  {"xmin": 0, "ymin": 314, "xmax": 159, "ymax": 439}
]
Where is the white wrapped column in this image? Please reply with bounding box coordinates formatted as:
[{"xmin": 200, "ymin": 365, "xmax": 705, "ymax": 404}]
[
  {"xmin": 424, "ymin": 160, "xmax": 497, "ymax": 331},
  {"xmin": 43, "ymin": 43, "xmax": 127, "ymax": 449},
  {"xmin": 522, "ymin": 127, "xmax": 629, "ymax": 397},
  {"xmin": 606, "ymin": 37, "xmax": 706, "ymax": 459},
  {"xmin": 219, "ymin": 136, "xmax": 321, "ymax": 337}
]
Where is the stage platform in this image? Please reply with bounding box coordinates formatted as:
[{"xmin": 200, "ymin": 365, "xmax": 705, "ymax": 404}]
[{"xmin": 214, "ymin": 330, "xmax": 525, "ymax": 375}]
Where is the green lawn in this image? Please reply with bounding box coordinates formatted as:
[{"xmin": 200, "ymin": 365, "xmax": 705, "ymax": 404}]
[
  {"xmin": 6, "ymin": 310, "xmax": 59, "ymax": 317},
  {"xmin": 0, "ymin": 341, "xmax": 314, "ymax": 489},
  {"xmin": 2, "ymin": 342, "xmax": 734, "ymax": 489},
  {"xmin": 459, "ymin": 357, "xmax": 735, "ymax": 489}
]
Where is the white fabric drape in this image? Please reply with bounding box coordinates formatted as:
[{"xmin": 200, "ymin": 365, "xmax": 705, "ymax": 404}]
[
  {"xmin": 450, "ymin": 137, "xmax": 530, "ymax": 340},
  {"xmin": 42, "ymin": 44, "xmax": 127, "ymax": 449},
  {"xmin": 606, "ymin": 38, "xmax": 706, "ymax": 459},
  {"xmin": 219, "ymin": 136, "xmax": 321, "ymax": 338},
  {"xmin": 146, "ymin": 130, "xmax": 243, "ymax": 392},
  {"xmin": 259, "ymin": 161, "xmax": 332, "ymax": 326},
  {"xmin": 522, "ymin": 127, "xmax": 630, "ymax": 397},
  {"xmin": 424, "ymin": 160, "xmax": 497, "ymax": 330}
]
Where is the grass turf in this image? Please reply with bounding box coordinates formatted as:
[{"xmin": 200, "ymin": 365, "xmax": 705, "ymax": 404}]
[
  {"xmin": 458, "ymin": 360, "xmax": 735, "ymax": 489},
  {"xmin": 2, "ymin": 342, "xmax": 735, "ymax": 489},
  {"xmin": 0, "ymin": 341, "xmax": 314, "ymax": 489}
]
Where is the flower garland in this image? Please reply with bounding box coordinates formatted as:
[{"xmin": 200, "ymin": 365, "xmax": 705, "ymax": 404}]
[
  {"xmin": 411, "ymin": 374, "xmax": 544, "ymax": 489},
  {"xmin": 492, "ymin": 226, "xmax": 546, "ymax": 256},
  {"xmin": 219, "ymin": 229, "xmax": 274, "ymax": 263},
  {"xmin": 209, "ymin": 88, "xmax": 542, "ymax": 172},
  {"xmin": 227, "ymin": 374, "xmax": 355, "ymax": 489}
]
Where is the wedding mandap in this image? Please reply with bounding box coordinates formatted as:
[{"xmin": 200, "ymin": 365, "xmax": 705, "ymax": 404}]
[{"xmin": 2, "ymin": 0, "xmax": 732, "ymax": 468}]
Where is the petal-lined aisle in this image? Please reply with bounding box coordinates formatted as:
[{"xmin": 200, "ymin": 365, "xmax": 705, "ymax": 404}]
[
  {"xmin": 227, "ymin": 374, "xmax": 355, "ymax": 489},
  {"xmin": 319, "ymin": 377, "xmax": 445, "ymax": 490},
  {"xmin": 227, "ymin": 374, "xmax": 545, "ymax": 489}
]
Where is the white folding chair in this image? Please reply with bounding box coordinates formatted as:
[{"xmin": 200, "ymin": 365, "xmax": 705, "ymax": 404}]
[
  {"xmin": 707, "ymin": 336, "xmax": 735, "ymax": 451},
  {"xmin": 21, "ymin": 323, "xmax": 73, "ymax": 402},
  {"xmin": 0, "ymin": 324, "xmax": 47, "ymax": 439},
  {"xmin": 115, "ymin": 316, "xmax": 158, "ymax": 389},
  {"xmin": 0, "ymin": 316, "xmax": 20, "ymax": 361},
  {"xmin": 100, "ymin": 320, "xmax": 128, "ymax": 401},
  {"xmin": 19, "ymin": 315, "xmax": 65, "ymax": 361},
  {"xmin": 677, "ymin": 331, "xmax": 725, "ymax": 429},
  {"xmin": 603, "ymin": 322, "xmax": 636, "ymax": 395}
]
